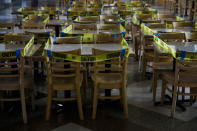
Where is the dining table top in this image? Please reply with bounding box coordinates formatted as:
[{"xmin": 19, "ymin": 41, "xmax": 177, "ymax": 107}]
[
  {"xmin": 45, "ymin": 43, "xmax": 123, "ymax": 55},
  {"xmin": 47, "ymin": 19, "xmax": 67, "ymax": 26},
  {"xmin": 166, "ymin": 42, "xmax": 197, "ymax": 54}
]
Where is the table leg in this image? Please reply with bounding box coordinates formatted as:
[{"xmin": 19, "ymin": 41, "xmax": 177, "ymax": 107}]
[
  {"xmin": 55, "ymin": 25, "xmax": 60, "ymax": 37},
  {"xmin": 105, "ymin": 61, "xmax": 111, "ymax": 97}
]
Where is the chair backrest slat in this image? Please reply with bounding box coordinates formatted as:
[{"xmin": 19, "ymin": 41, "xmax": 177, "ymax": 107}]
[
  {"xmin": 94, "ymin": 33, "xmax": 122, "ymax": 44},
  {"xmin": 47, "ymin": 49, "xmax": 81, "ymax": 80},
  {"xmin": 54, "ymin": 37, "xmax": 82, "ymax": 44},
  {"xmin": 158, "ymin": 33, "xmax": 186, "ymax": 42},
  {"xmin": 72, "ymin": 23, "xmax": 97, "ymax": 30}
]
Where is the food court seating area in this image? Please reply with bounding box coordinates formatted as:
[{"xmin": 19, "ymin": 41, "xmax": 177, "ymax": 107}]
[{"xmin": 1, "ymin": 0, "xmax": 197, "ymax": 130}]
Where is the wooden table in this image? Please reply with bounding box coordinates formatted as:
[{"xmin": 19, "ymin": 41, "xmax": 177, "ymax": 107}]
[{"xmin": 46, "ymin": 43, "xmax": 123, "ymax": 55}]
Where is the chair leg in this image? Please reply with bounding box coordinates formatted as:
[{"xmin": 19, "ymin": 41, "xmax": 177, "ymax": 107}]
[
  {"xmin": 152, "ymin": 70, "xmax": 158, "ymax": 102},
  {"xmin": 92, "ymin": 85, "xmax": 98, "ymax": 119},
  {"xmin": 119, "ymin": 88, "xmax": 122, "ymax": 104},
  {"xmin": 0, "ymin": 91, "xmax": 4, "ymax": 111},
  {"xmin": 76, "ymin": 87, "xmax": 84, "ymax": 120},
  {"xmin": 141, "ymin": 56, "xmax": 147, "ymax": 80},
  {"xmin": 161, "ymin": 80, "xmax": 166, "ymax": 105},
  {"xmin": 122, "ymin": 86, "xmax": 128, "ymax": 118},
  {"xmin": 171, "ymin": 86, "xmax": 178, "ymax": 118},
  {"xmin": 46, "ymin": 86, "xmax": 53, "ymax": 121},
  {"xmin": 20, "ymin": 88, "xmax": 27, "ymax": 124},
  {"xmin": 31, "ymin": 88, "xmax": 35, "ymax": 111},
  {"xmin": 182, "ymin": 87, "xmax": 185, "ymax": 101}
]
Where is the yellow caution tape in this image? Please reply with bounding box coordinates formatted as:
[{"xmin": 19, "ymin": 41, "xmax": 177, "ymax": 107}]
[
  {"xmin": 154, "ymin": 35, "xmax": 197, "ymax": 60},
  {"xmin": 0, "ymin": 35, "xmax": 35, "ymax": 58},
  {"xmin": 17, "ymin": 7, "xmax": 60, "ymax": 15},
  {"xmin": 44, "ymin": 38, "xmax": 130, "ymax": 62},
  {"xmin": 44, "ymin": 48, "xmax": 129, "ymax": 62},
  {"xmin": 24, "ymin": 36, "xmax": 34, "ymax": 55},
  {"xmin": 22, "ymin": 15, "xmax": 49, "ymax": 24},
  {"xmin": 153, "ymin": 35, "xmax": 176, "ymax": 58}
]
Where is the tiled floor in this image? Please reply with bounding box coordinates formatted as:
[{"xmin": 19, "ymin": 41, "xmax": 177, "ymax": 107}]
[{"xmin": 1, "ymin": 0, "xmax": 197, "ymax": 131}]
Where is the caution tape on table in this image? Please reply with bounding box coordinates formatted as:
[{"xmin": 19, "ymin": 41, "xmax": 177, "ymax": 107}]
[
  {"xmin": 17, "ymin": 8, "xmax": 60, "ymax": 16},
  {"xmin": 22, "ymin": 15, "xmax": 49, "ymax": 24},
  {"xmin": 44, "ymin": 48, "xmax": 129, "ymax": 62},
  {"xmin": 0, "ymin": 35, "xmax": 35, "ymax": 58},
  {"xmin": 44, "ymin": 37, "xmax": 130, "ymax": 62},
  {"xmin": 154, "ymin": 35, "xmax": 197, "ymax": 60}
]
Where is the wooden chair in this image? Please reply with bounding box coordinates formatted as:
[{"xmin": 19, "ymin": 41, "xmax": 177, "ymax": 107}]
[
  {"xmin": 158, "ymin": 14, "xmax": 175, "ymax": 19},
  {"xmin": 86, "ymin": 8, "xmax": 101, "ymax": 16},
  {"xmin": 22, "ymin": 21, "xmax": 46, "ymax": 29},
  {"xmin": 4, "ymin": 34, "xmax": 32, "ymax": 44},
  {"xmin": 92, "ymin": 49, "xmax": 128, "ymax": 119},
  {"xmin": 100, "ymin": 15, "xmax": 119, "ymax": 22},
  {"xmin": 0, "ymin": 23, "xmax": 15, "ymax": 31},
  {"xmin": 93, "ymin": 33, "xmax": 122, "ymax": 44},
  {"xmin": 187, "ymin": 32, "xmax": 197, "ymax": 42},
  {"xmin": 78, "ymin": 16, "xmax": 99, "ymax": 21},
  {"xmin": 137, "ymin": 14, "xmax": 153, "ymax": 20},
  {"xmin": 158, "ymin": 33, "xmax": 186, "ymax": 42},
  {"xmin": 161, "ymin": 59, "xmax": 197, "ymax": 117},
  {"xmin": 75, "ymin": 21, "xmax": 97, "ymax": 24},
  {"xmin": 142, "ymin": 20, "xmax": 162, "ymax": 24},
  {"xmin": 28, "ymin": 15, "xmax": 49, "ymax": 22},
  {"xmin": 52, "ymin": 36, "xmax": 82, "ymax": 44},
  {"xmin": 72, "ymin": 23, "xmax": 97, "ymax": 30},
  {"xmin": 97, "ymin": 24, "xmax": 120, "ymax": 31},
  {"xmin": 152, "ymin": 33, "xmax": 186, "ymax": 101},
  {"xmin": 46, "ymin": 49, "xmax": 84, "ymax": 120},
  {"xmin": 172, "ymin": 21, "xmax": 195, "ymax": 29},
  {"xmin": 147, "ymin": 23, "xmax": 166, "ymax": 28},
  {"xmin": 0, "ymin": 57, "xmax": 34, "ymax": 124}
]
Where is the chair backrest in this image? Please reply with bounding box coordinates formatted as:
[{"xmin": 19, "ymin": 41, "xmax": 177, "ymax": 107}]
[
  {"xmin": 137, "ymin": 14, "xmax": 153, "ymax": 20},
  {"xmin": 22, "ymin": 21, "xmax": 46, "ymax": 29},
  {"xmin": 147, "ymin": 23, "xmax": 166, "ymax": 28},
  {"xmin": 92, "ymin": 48, "xmax": 128, "ymax": 80},
  {"xmin": 142, "ymin": 20, "xmax": 161, "ymax": 24},
  {"xmin": 53, "ymin": 37, "xmax": 82, "ymax": 44},
  {"xmin": 132, "ymin": 7, "xmax": 147, "ymax": 11},
  {"xmin": 46, "ymin": 49, "xmax": 81, "ymax": 86},
  {"xmin": 75, "ymin": 21, "xmax": 97, "ymax": 24},
  {"xmin": 175, "ymin": 59, "xmax": 197, "ymax": 86},
  {"xmin": 97, "ymin": 24, "xmax": 120, "ymax": 31},
  {"xmin": 70, "ymin": 7, "xmax": 86, "ymax": 12},
  {"xmin": 158, "ymin": 33, "xmax": 186, "ymax": 42},
  {"xmin": 0, "ymin": 23, "xmax": 15, "ymax": 30},
  {"xmin": 28, "ymin": 15, "xmax": 48, "ymax": 21},
  {"xmin": 100, "ymin": 15, "xmax": 119, "ymax": 21},
  {"xmin": 0, "ymin": 57, "xmax": 24, "ymax": 87},
  {"xmin": 4, "ymin": 34, "xmax": 32, "ymax": 44},
  {"xmin": 72, "ymin": 23, "xmax": 97, "ymax": 30},
  {"xmin": 187, "ymin": 32, "xmax": 197, "ymax": 42},
  {"xmin": 158, "ymin": 14, "xmax": 175, "ymax": 19},
  {"xmin": 172, "ymin": 21, "xmax": 195, "ymax": 29},
  {"xmin": 78, "ymin": 16, "xmax": 99, "ymax": 21},
  {"xmin": 93, "ymin": 33, "xmax": 122, "ymax": 44}
]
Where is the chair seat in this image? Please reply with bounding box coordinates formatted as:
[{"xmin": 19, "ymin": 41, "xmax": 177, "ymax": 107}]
[
  {"xmin": 53, "ymin": 74, "xmax": 83, "ymax": 90},
  {"xmin": 162, "ymin": 71, "xmax": 197, "ymax": 87},
  {"xmin": 153, "ymin": 62, "xmax": 173, "ymax": 70},
  {"xmin": 91, "ymin": 73, "xmax": 122, "ymax": 84},
  {"xmin": 0, "ymin": 74, "xmax": 33, "ymax": 90}
]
